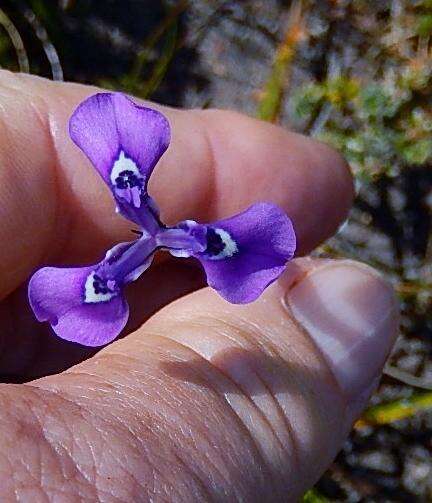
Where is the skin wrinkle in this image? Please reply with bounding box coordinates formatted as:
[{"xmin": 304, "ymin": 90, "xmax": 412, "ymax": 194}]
[
  {"xmin": 0, "ymin": 392, "xmax": 46, "ymax": 495},
  {"xmin": 127, "ymin": 359, "xmax": 254, "ymax": 500},
  {"xmin": 221, "ymin": 311, "xmax": 337, "ymax": 428},
  {"xmin": 74, "ymin": 346, "xmax": 272, "ymax": 503},
  {"xmin": 22, "ymin": 383, "xmax": 146, "ymax": 500},
  {"xmin": 31, "ymin": 94, "xmax": 72, "ymax": 265},
  {"xmin": 170, "ymin": 451, "xmax": 217, "ymax": 503},
  {"xmin": 151, "ymin": 336, "xmax": 278, "ymax": 491},
  {"xmin": 60, "ymin": 372, "xmax": 175, "ymax": 498},
  {"xmin": 22, "ymin": 388, "xmax": 101, "ymax": 499},
  {"xmin": 191, "ymin": 110, "xmax": 218, "ymax": 222},
  {"xmin": 143, "ymin": 399, "xmax": 250, "ymax": 500},
  {"xmin": 1, "ymin": 280, "xmax": 350, "ymax": 500},
  {"xmin": 49, "ymin": 361, "xmax": 237, "ymax": 501},
  {"xmin": 155, "ymin": 296, "xmax": 346, "ymax": 488},
  {"xmin": 44, "ymin": 421, "xmax": 95, "ymax": 488},
  {"xmin": 95, "ymin": 431, "xmax": 170, "ymax": 502},
  {"xmin": 28, "ymin": 384, "xmax": 162, "ymax": 501},
  {"xmin": 138, "ymin": 330, "xmax": 291, "ymax": 498},
  {"xmin": 170, "ymin": 317, "xmax": 295, "ymax": 436},
  {"xmin": 0, "ymin": 399, "xmax": 40, "ymax": 500},
  {"xmin": 228, "ymin": 305, "xmax": 342, "ymax": 400},
  {"xmin": 159, "ymin": 316, "xmax": 302, "ymax": 477},
  {"xmin": 0, "ymin": 386, "xmax": 97, "ymax": 501},
  {"xmin": 235, "ymin": 314, "xmax": 345, "ymax": 484},
  {"xmin": 88, "ymin": 421, "xmax": 161, "ymax": 502}
]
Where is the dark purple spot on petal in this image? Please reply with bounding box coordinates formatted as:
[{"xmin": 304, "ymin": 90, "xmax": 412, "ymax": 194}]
[
  {"xmin": 115, "ymin": 170, "xmax": 144, "ymax": 190},
  {"xmin": 205, "ymin": 228, "xmax": 226, "ymax": 256},
  {"xmin": 92, "ymin": 274, "xmax": 117, "ymax": 295}
]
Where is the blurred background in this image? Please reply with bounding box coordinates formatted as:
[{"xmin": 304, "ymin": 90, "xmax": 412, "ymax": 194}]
[{"xmin": 0, "ymin": 0, "xmax": 431, "ymax": 500}]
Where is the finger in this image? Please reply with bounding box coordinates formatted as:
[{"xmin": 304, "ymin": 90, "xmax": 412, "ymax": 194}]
[
  {"xmin": 0, "ymin": 71, "xmax": 353, "ymax": 299},
  {"xmin": 3, "ymin": 258, "xmax": 398, "ymax": 501}
]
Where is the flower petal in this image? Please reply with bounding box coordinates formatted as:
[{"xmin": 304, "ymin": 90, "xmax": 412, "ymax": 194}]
[
  {"xmin": 29, "ymin": 266, "xmax": 92, "ymax": 323},
  {"xmin": 69, "ymin": 92, "xmax": 170, "ymax": 186},
  {"xmin": 28, "ymin": 265, "xmax": 129, "ymax": 346},
  {"xmin": 69, "ymin": 92, "xmax": 170, "ymax": 230},
  {"xmin": 194, "ymin": 203, "xmax": 296, "ymax": 303},
  {"xmin": 52, "ymin": 298, "xmax": 129, "ymax": 347}
]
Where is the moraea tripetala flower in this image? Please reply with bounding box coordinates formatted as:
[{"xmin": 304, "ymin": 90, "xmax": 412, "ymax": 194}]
[{"xmin": 28, "ymin": 93, "xmax": 296, "ymax": 346}]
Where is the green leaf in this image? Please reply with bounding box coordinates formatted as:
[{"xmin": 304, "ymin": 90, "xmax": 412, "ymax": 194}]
[
  {"xmin": 358, "ymin": 84, "xmax": 401, "ymax": 119},
  {"xmin": 324, "ymin": 76, "xmax": 360, "ymax": 106},
  {"xmin": 356, "ymin": 392, "xmax": 432, "ymax": 427},
  {"xmin": 292, "ymin": 84, "xmax": 325, "ymax": 119},
  {"xmin": 400, "ymin": 138, "xmax": 432, "ymax": 165},
  {"xmin": 417, "ymin": 14, "xmax": 432, "ymax": 37},
  {"xmin": 302, "ymin": 488, "xmax": 329, "ymax": 503},
  {"xmin": 257, "ymin": 2, "xmax": 303, "ymax": 122}
]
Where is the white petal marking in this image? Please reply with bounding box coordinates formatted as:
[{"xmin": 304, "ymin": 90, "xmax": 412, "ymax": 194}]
[
  {"xmin": 209, "ymin": 229, "xmax": 238, "ymax": 260},
  {"xmin": 110, "ymin": 151, "xmax": 142, "ymax": 185},
  {"xmin": 169, "ymin": 249, "xmax": 192, "ymax": 258},
  {"xmin": 84, "ymin": 272, "xmax": 117, "ymax": 304}
]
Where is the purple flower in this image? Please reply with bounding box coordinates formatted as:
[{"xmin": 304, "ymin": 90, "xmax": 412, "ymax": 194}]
[{"xmin": 28, "ymin": 93, "xmax": 296, "ymax": 347}]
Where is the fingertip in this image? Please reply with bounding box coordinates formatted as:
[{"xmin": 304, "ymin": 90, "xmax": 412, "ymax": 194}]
[
  {"xmin": 191, "ymin": 109, "xmax": 354, "ymax": 253},
  {"xmin": 286, "ymin": 258, "xmax": 398, "ymax": 397}
]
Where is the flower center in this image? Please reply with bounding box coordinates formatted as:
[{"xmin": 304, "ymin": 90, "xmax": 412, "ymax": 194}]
[
  {"xmin": 205, "ymin": 228, "xmax": 238, "ymax": 260},
  {"xmin": 114, "ymin": 170, "xmax": 143, "ymax": 190},
  {"xmin": 84, "ymin": 271, "xmax": 118, "ymax": 303},
  {"xmin": 110, "ymin": 151, "xmax": 145, "ymax": 207}
]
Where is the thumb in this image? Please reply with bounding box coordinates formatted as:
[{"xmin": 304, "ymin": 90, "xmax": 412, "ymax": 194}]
[
  {"xmin": 137, "ymin": 258, "xmax": 399, "ymax": 498},
  {"xmin": 9, "ymin": 258, "xmax": 398, "ymax": 501}
]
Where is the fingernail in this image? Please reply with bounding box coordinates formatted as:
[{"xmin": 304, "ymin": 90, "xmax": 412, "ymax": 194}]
[
  {"xmin": 286, "ymin": 260, "xmax": 398, "ymax": 398},
  {"xmin": 345, "ymin": 375, "xmax": 381, "ymax": 428}
]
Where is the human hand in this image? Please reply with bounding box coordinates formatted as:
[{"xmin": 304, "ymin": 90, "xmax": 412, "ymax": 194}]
[{"xmin": 0, "ymin": 71, "xmax": 398, "ymax": 501}]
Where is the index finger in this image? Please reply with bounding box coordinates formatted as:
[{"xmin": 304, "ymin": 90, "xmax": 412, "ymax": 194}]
[{"xmin": 0, "ymin": 71, "xmax": 353, "ymax": 299}]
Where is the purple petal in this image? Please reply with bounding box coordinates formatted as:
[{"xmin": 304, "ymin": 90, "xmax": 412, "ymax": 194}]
[
  {"xmin": 51, "ymin": 299, "xmax": 128, "ymax": 347},
  {"xmin": 69, "ymin": 92, "xmax": 170, "ymax": 230},
  {"xmin": 28, "ymin": 266, "xmax": 129, "ymax": 347},
  {"xmin": 194, "ymin": 203, "xmax": 296, "ymax": 303},
  {"xmin": 69, "ymin": 92, "xmax": 170, "ymax": 186}
]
